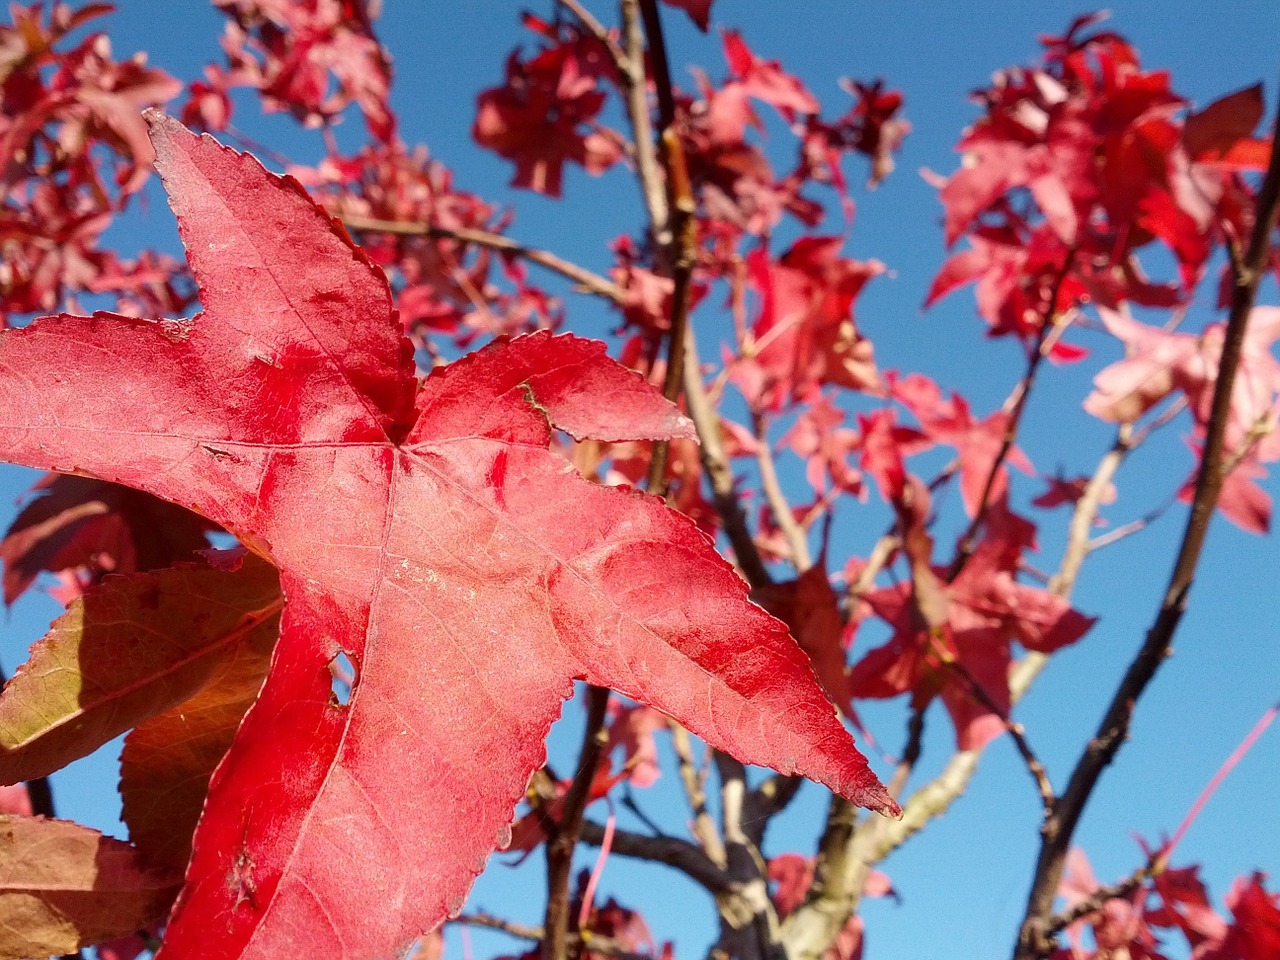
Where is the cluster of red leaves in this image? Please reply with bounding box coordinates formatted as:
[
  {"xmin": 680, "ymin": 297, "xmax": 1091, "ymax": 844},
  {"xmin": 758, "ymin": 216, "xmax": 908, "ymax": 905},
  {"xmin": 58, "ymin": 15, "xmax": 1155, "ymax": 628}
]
[
  {"xmin": 850, "ymin": 489, "xmax": 1094, "ymax": 750},
  {"xmin": 183, "ymin": 0, "xmax": 394, "ymax": 142},
  {"xmin": 677, "ymin": 31, "xmax": 908, "ymax": 243},
  {"xmin": 474, "ymin": 13, "xmax": 624, "ymax": 198},
  {"xmin": 0, "ymin": 2, "xmax": 193, "ymax": 324},
  {"xmin": 1084, "ymin": 303, "xmax": 1280, "ymax": 533},
  {"xmin": 1057, "ymin": 850, "xmax": 1280, "ymax": 960},
  {"xmin": 925, "ymin": 12, "xmax": 1272, "ymax": 351},
  {"xmin": 294, "ymin": 140, "xmax": 563, "ymax": 346}
]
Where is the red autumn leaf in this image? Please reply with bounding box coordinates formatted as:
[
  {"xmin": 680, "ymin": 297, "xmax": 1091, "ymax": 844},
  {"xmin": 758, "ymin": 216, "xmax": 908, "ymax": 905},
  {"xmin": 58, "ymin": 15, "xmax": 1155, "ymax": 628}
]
[
  {"xmin": 1184, "ymin": 84, "xmax": 1271, "ymax": 171},
  {"xmin": 603, "ymin": 701, "xmax": 667, "ymax": 788},
  {"xmin": 851, "ymin": 500, "xmax": 1092, "ymax": 749},
  {"xmin": 1084, "ymin": 305, "xmax": 1280, "ymax": 456},
  {"xmin": 0, "ymin": 816, "xmax": 181, "ymax": 959},
  {"xmin": 0, "ymin": 552, "xmax": 281, "ymax": 787},
  {"xmin": 0, "ymin": 785, "xmax": 30, "ymax": 817},
  {"xmin": 0, "ymin": 115, "xmax": 892, "ymax": 960},
  {"xmin": 1032, "ymin": 471, "xmax": 1117, "ymax": 512},
  {"xmin": 473, "ymin": 23, "xmax": 624, "ymax": 196},
  {"xmin": 659, "ymin": 0, "xmax": 712, "ymax": 32},
  {"xmin": 721, "ymin": 30, "xmax": 819, "ymax": 119},
  {"xmin": 1216, "ymin": 873, "xmax": 1280, "ymax": 960},
  {"xmin": 1178, "ymin": 442, "xmax": 1272, "ymax": 535},
  {"xmin": 738, "ymin": 237, "xmax": 883, "ymax": 409},
  {"xmin": 1147, "ymin": 864, "xmax": 1228, "ymax": 950},
  {"xmin": 1, "ymin": 473, "xmax": 214, "ymax": 604},
  {"xmin": 891, "ymin": 372, "xmax": 1033, "ymax": 517},
  {"xmin": 753, "ymin": 566, "xmax": 860, "ymax": 728}
]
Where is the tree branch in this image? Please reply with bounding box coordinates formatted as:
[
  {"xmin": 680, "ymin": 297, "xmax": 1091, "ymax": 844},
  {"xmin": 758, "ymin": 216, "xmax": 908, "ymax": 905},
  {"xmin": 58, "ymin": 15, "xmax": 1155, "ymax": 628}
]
[
  {"xmin": 783, "ymin": 419, "xmax": 1136, "ymax": 960},
  {"xmin": 752, "ymin": 410, "xmax": 812, "ymax": 570},
  {"xmin": 579, "ymin": 818, "xmax": 733, "ymax": 896},
  {"xmin": 341, "ymin": 216, "xmax": 626, "ymax": 304},
  {"xmin": 456, "ymin": 912, "xmax": 654, "ymax": 960},
  {"xmin": 555, "ymin": 0, "xmax": 628, "ymax": 73},
  {"xmin": 670, "ymin": 721, "xmax": 727, "ymax": 867},
  {"xmin": 1013, "ymin": 87, "xmax": 1280, "ymax": 960},
  {"xmin": 949, "ymin": 248, "xmax": 1076, "ymax": 578},
  {"xmin": 544, "ymin": 685, "xmax": 612, "ymax": 960}
]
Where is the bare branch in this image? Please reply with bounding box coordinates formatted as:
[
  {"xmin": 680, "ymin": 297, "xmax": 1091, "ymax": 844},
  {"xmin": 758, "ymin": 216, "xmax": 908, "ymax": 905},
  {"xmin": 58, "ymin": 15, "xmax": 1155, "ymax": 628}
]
[
  {"xmin": 579, "ymin": 818, "xmax": 733, "ymax": 896},
  {"xmin": 455, "ymin": 912, "xmax": 655, "ymax": 960},
  {"xmin": 670, "ymin": 721, "xmax": 727, "ymax": 867},
  {"xmin": 341, "ymin": 216, "xmax": 626, "ymax": 304},
  {"xmin": 1043, "ymin": 860, "xmax": 1160, "ymax": 939},
  {"xmin": 752, "ymin": 410, "xmax": 812, "ymax": 570},
  {"xmin": 937, "ymin": 655, "xmax": 1054, "ymax": 816},
  {"xmin": 554, "ymin": 0, "xmax": 628, "ymax": 72},
  {"xmin": 544, "ymin": 686, "xmax": 611, "ymax": 960}
]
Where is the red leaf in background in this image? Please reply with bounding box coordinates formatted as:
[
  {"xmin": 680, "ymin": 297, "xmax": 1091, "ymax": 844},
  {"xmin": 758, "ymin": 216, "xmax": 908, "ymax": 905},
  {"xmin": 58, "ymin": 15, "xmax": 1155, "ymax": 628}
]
[
  {"xmin": 781, "ymin": 395, "xmax": 868, "ymax": 497},
  {"xmin": 0, "ymin": 785, "xmax": 31, "ymax": 816},
  {"xmin": 851, "ymin": 501, "xmax": 1091, "ymax": 749},
  {"xmin": 1032, "ymin": 471, "xmax": 1116, "ymax": 512},
  {"xmin": 1185, "ymin": 84, "xmax": 1272, "ymax": 171},
  {"xmin": 891, "ymin": 373, "xmax": 1033, "ymax": 517},
  {"xmin": 1084, "ymin": 305, "xmax": 1280, "ymax": 457},
  {"xmin": 738, "ymin": 237, "xmax": 883, "ymax": 409},
  {"xmin": 194, "ymin": 0, "xmax": 395, "ymax": 141},
  {"xmin": 721, "ymin": 30, "xmax": 819, "ymax": 119},
  {"xmin": 604, "ymin": 702, "xmax": 667, "ymax": 788},
  {"xmin": 1217, "ymin": 873, "xmax": 1280, "ymax": 960},
  {"xmin": 1147, "ymin": 864, "xmax": 1228, "ymax": 952},
  {"xmin": 1179, "ymin": 442, "xmax": 1272, "ymax": 535},
  {"xmin": 0, "ymin": 116, "xmax": 892, "ymax": 960},
  {"xmin": 504, "ymin": 765, "xmax": 626, "ymax": 860},
  {"xmin": 660, "ymin": 0, "xmax": 712, "ymax": 32},
  {"xmin": 1, "ymin": 474, "xmax": 215, "ymax": 605},
  {"xmin": 474, "ymin": 22, "xmax": 624, "ymax": 196},
  {"xmin": 0, "ymin": 3, "xmax": 181, "ymax": 323},
  {"xmin": 1056, "ymin": 848, "xmax": 1163, "ymax": 960}
]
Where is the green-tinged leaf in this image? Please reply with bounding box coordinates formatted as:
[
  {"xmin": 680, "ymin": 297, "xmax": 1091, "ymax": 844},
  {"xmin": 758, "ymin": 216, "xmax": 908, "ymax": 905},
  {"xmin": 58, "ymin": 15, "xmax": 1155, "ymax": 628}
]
[
  {"xmin": 0, "ymin": 553, "xmax": 281, "ymax": 784},
  {"xmin": 0, "ymin": 815, "xmax": 180, "ymax": 960},
  {"xmin": 121, "ymin": 603, "xmax": 277, "ymax": 871}
]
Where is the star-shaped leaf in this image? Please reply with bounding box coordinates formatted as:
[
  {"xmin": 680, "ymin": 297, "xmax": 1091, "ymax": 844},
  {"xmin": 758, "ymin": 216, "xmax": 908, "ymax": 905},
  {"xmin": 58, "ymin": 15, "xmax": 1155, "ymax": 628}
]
[{"xmin": 0, "ymin": 115, "xmax": 892, "ymax": 960}]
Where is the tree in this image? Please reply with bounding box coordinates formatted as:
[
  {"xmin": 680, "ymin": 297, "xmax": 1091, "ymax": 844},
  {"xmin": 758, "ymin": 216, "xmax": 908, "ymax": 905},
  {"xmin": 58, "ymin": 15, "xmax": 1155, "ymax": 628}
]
[{"xmin": 0, "ymin": 3, "xmax": 1277, "ymax": 960}]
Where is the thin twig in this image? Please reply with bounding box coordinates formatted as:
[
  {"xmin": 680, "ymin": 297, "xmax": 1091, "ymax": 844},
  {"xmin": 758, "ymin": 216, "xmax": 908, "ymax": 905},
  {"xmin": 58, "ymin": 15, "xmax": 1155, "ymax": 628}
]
[
  {"xmin": 618, "ymin": 0, "xmax": 669, "ymax": 245},
  {"xmin": 455, "ymin": 912, "xmax": 654, "ymax": 960},
  {"xmin": 544, "ymin": 686, "xmax": 612, "ymax": 960},
  {"xmin": 341, "ymin": 216, "xmax": 626, "ymax": 304},
  {"xmin": 752, "ymin": 410, "xmax": 812, "ymax": 570},
  {"xmin": 1013, "ymin": 85, "xmax": 1280, "ymax": 960},
  {"xmin": 670, "ymin": 721, "xmax": 727, "ymax": 867},
  {"xmin": 579, "ymin": 818, "xmax": 733, "ymax": 896},
  {"xmin": 943, "ymin": 657, "xmax": 1054, "ymax": 815},
  {"xmin": 632, "ymin": 0, "xmax": 697, "ymax": 493},
  {"xmin": 949, "ymin": 249, "xmax": 1076, "ymax": 578},
  {"xmin": 555, "ymin": 0, "xmax": 628, "ymax": 72},
  {"xmin": 1043, "ymin": 860, "xmax": 1161, "ymax": 938}
]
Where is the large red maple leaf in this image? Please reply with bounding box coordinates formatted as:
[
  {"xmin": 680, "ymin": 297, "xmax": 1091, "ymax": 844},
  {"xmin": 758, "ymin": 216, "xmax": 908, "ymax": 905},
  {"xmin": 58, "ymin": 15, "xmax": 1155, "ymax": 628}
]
[{"xmin": 0, "ymin": 115, "xmax": 892, "ymax": 959}]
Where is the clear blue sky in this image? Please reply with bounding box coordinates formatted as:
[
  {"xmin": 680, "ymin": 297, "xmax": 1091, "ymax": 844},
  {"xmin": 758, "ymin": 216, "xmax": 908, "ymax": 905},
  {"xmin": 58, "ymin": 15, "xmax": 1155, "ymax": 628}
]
[{"xmin": 1, "ymin": 3, "xmax": 1277, "ymax": 959}]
